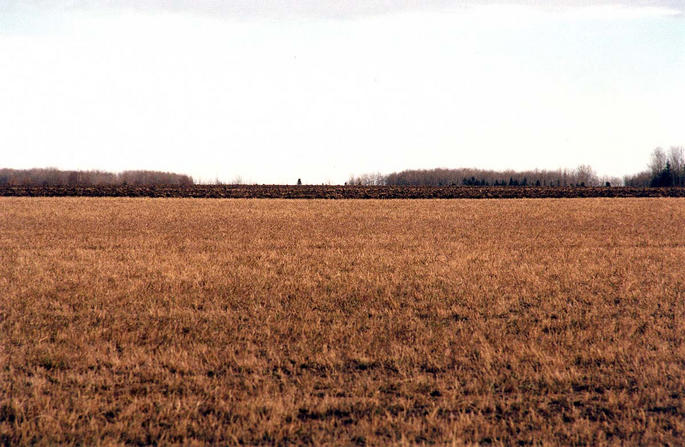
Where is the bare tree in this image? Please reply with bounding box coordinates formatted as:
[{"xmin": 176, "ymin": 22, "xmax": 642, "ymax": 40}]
[
  {"xmin": 649, "ymin": 147, "xmax": 667, "ymax": 176},
  {"xmin": 575, "ymin": 164, "xmax": 598, "ymax": 186},
  {"xmin": 667, "ymin": 146, "xmax": 684, "ymax": 186}
]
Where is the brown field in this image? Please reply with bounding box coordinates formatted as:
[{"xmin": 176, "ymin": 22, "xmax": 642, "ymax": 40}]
[{"xmin": 1, "ymin": 198, "xmax": 684, "ymax": 445}]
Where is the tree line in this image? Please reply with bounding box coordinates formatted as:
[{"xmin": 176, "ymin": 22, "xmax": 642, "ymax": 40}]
[
  {"xmin": 0, "ymin": 168, "xmax": 194, "ymax": 186},
  {"xmin": 349, "ymin": 147, "xmax": 684, "ymax": 187},
  {"xmin": 624, "ymin": 147, "xmax": 685, "ymax": 187},
  {"xmin": 3, "ymin": 147, "xmax": 682, "ymax": 188},
  {"xmin": 349, "ymin": 165, "xmax": 618, "ymax": 187}
]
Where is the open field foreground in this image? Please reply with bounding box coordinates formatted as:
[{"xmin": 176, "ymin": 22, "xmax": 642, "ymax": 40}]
[{"xmin": 1, "ymin": 198, "xmax": 684, "ymax": 445}]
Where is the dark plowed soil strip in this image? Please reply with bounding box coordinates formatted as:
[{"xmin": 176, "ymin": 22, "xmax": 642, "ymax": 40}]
[{"xmin": 1, "ymin": 185, "xmax": 684, "ymax": 199}]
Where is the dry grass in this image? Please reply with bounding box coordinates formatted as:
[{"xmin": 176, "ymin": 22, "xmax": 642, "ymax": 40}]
[{"xmin": 1, "ymin": 198, "xmax": 684, "ymax": 446}]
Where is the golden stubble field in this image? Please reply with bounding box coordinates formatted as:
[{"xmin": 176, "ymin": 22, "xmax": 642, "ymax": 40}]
[{"xmin": 1, "ymin": 198, "xmax": 684, "ymax": 445}]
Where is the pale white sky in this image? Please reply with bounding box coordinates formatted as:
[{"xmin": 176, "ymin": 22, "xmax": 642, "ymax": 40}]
[{"xmin": 1, "ymin": 1, "xmax": 684, "ymax": 184}]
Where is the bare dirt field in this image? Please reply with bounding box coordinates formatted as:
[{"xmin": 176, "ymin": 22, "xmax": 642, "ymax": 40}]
[
  {"xmin": 1, "ymin": 198, "xmax": 684, "ymax": 445},
  {"xmin": 2, "ymin": 184, "xmax": 685, "ymax": 199}
]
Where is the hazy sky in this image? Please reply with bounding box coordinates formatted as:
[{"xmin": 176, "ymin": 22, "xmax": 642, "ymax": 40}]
[{"xmin": 1, "ymin": 1, "xmax": 684, "ymax": 184}]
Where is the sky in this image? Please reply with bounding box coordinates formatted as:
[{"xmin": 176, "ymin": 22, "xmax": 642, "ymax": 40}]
[{"xmin": 1, "ymin": 1, "xmax": 684, "ymax": 184}]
